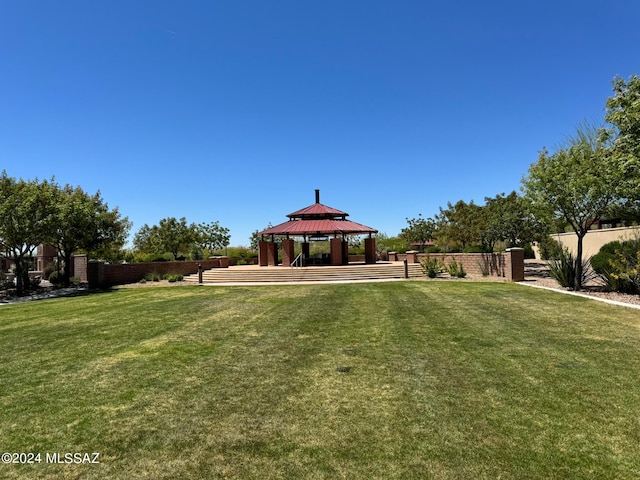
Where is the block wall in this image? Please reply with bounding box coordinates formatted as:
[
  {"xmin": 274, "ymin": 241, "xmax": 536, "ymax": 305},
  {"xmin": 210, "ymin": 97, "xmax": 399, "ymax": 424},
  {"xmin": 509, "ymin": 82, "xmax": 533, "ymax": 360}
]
[
  {"xmin": 88, "ymin": 258, "xmax": 228, "ymax": 288},
  {"xmin": 396, "ymin": 250, "xmax": 524, "ymax": 281}
]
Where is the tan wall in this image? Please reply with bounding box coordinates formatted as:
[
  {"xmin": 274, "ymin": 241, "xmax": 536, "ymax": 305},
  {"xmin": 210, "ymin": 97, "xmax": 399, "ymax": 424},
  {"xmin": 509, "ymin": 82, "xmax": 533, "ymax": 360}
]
[{"xmin": 542, "ymin": 226, "xmax": 640, "ymax": 258}]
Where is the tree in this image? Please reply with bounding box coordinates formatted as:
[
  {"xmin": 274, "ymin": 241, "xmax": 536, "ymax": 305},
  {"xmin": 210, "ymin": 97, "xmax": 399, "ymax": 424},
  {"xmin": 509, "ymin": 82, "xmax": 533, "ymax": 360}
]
[
  {"xmin": 604, "ymin": 74, "xmax": 640, "ymax": 208},
  {"xmin": 436, "ymin": 200, "xmax": 483, "ymax": 250},
  {"xmin": 249, "ymin": 224, "xmax": 282, "ymax": 251},
  {"xmin": 0, "ymin": 172, "xmax": 56, "ymax": 295},
  {"xmin": 522, "ymin": 123, "xmax": 624, "ymax": 290},
  {"xmin": 482, "ymin": 191, "xmax": 543, "ymax": 250},
  {"xmin": 133, "ymin": 217, "xmax": 197, "ymax": 260},
  {"xmin": 399, "ymin": 215, "xmax": 436, "ymax": 252},
  {"xmin": 196, "ymin": 221, "xmax": 230, "ymax": 256},
  {"xmin": 49, "ymin": 184, "xmax": 131, "ymax": 286}
]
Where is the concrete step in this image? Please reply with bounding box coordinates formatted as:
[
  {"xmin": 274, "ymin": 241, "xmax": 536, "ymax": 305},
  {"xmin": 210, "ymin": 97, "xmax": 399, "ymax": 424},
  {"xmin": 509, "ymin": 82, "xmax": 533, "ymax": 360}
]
[{"xmin": 184, "ymin": 262, "xmax": 423, "ymax": 284}]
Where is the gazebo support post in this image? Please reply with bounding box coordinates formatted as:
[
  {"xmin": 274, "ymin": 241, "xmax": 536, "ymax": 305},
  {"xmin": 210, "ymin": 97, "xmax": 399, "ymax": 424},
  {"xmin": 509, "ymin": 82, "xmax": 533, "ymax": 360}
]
[
  {"xmin": 301, "ymin": 241, "xmax": 310, "ymax": 265},
  {"xmin": 330, "ymin": 238, "xmax": 343, "ymax": 266},
  {"xmin": 365, "ymin": 237, "xmax": 377, "ymax": 264},
  {"xmin": 282, "ymin": 239, "xmax": 295, "ymax": 266},
  {"xmin": 258, "ymin": 240, "xmax": 278, "ymax": 266},
  {"xmin": 342, "ymin": 239, "xmax": 349, "ymax": 264}
]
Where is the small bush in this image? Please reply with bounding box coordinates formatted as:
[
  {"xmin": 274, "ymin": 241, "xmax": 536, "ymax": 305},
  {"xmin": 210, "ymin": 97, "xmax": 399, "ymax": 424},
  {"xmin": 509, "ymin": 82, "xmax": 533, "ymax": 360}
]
[
  {"xmin": 446, "ymin": 259, "xmax": 467, "ymax": 278},
  {"xmin": 145, "ymin": 272, "xmax": 162, "ymax": 282},
  {"xmin": 48, "ymin": 271, "xmax": 63, "ymax": 286},
  {"xmin": 592, "ymin": 238, "xmax": 640, "ymax": 294},
  {"xmin": 538, "ymin": 236, "xmax": 564, "ymax": 260},
  {"xmin": 165, "ymin": 273, "xmax": 184, "ymax": 283},
  {"xmin": 69, "ymin": 276, "xmax": 81, "ymax": 287},
  {"xmin": 43, "ymin": 262, "xmax": 56, "ymax": 281},
  {"xmin": 523, "ymin": 244, "xmax": 536, "ymax": 259},
  {"xmin": 421, "ymin": 256, "xmax": 442, "ymax": 278}
]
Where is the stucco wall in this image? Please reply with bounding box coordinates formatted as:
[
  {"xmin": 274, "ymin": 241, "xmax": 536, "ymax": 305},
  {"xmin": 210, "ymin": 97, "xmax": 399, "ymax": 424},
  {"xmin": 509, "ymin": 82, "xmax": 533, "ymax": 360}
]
[{"xmin": 538, "ymin": 226, "xmax": 639, "ymax": 258}]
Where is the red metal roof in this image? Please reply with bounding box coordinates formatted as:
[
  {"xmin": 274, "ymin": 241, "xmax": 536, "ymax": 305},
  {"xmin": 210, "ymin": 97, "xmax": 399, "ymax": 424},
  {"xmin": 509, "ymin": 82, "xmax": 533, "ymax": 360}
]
[
  {"xmin": 259, "ymin": 218, "xmax": 377, "ymax": 236},
  {"xmin": 287, "ymin": 203, "xmax": 348, "ymax": 218},
  {"xmin": 258, "ymin": 190, "xmax": 377, "ymax": 237}
]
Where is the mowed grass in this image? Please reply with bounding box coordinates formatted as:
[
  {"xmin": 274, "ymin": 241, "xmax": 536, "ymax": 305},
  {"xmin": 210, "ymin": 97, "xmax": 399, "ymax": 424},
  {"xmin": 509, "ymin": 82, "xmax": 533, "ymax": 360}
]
[{"xmin": 1, "ymin": 282, "xmax": 640, "ymax": 479}]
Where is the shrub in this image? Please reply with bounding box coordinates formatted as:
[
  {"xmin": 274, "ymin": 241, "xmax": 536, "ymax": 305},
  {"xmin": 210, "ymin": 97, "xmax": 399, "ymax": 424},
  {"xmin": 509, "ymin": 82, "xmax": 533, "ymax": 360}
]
[
  {"xmin": 43, "ymin": 262, "xmax": 56, "ymax": 281},
  {"xmin": 47, "ymin": 271, "xmax": 63, "ymax": 286},
  {"xmin": 421, "ymin": 256, "xmax": 442, "ymax": 278},
  {"xmin": 538, "ymin": 236, "xmax": 564, "ymax": 260},
  {"xmin": 165, "ymin": 273, "xmax": 184, "ymax": 283},
  {"xmin": 548, "ymin": 247, "xmax": 596, "ymax": 290},
  {"xmin": 446, "ymin": 258, "xmax": 467, "ymax": 278},
  {"xmin": 523, "ymin": 244, "xmax": 536, "ymax": 259},
  {"xmin": 592, "ymin": 238, "xmax": 640, "ymax": 293},
  {"xmin": 607, "ymin": 251, "xmax": 640, "ymax": 294},
  {"xmin": 145, "ymin": 272, "xmax": 162, "ymax": 282}
]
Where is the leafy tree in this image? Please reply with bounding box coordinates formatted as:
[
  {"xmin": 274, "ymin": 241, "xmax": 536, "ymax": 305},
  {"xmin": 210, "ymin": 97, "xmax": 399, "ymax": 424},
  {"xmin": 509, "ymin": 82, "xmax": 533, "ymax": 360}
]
[
  {"xmin": 250, "ymin": 224, "xmax": 282, "ymax": 251},
  {"xmin": 49, "ymin": 184, "xmax": 131, "ymax": 286},
  {"xmin": 0, "ymin": 172, "xmax": 56, "ymax": 295},
  {"xmin": 399, "ymin": 215, "xmax": 436, "ymax": 252},
  {"xmin": 133, "ymin": 217, "xmax": 197, "ymax": 260},
  {"xmin": 436, "ymin": 200, "xmax": 483, "ymax": 250},
  {"xmin": 196, "ymin": 221, "xmax": 230, "ymax": 256},
  {"xmin": 522, "ymin": 123, "xmax": 624, "ymax": 290},
  {"xmin": 482, "ymin": 191, "xmax": 543, "ymax": 250},
  {"xmin": 605, "ymin": 75, "xmax": 640, "ymax": 175}
]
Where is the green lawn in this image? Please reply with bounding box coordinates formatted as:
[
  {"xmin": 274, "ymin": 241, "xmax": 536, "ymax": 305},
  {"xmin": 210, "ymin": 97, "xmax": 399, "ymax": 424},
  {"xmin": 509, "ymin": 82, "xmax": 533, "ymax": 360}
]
[{"xmin": 1, "ymin": 282, "xmax": 639, "ymax": 479}]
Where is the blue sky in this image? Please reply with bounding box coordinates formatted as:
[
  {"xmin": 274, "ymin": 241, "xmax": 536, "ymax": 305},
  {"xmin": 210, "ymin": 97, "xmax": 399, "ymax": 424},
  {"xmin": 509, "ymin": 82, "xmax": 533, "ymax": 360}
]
[{"xmin": 2, "ymin": 1, "xmax": 639, "ymax": 246}]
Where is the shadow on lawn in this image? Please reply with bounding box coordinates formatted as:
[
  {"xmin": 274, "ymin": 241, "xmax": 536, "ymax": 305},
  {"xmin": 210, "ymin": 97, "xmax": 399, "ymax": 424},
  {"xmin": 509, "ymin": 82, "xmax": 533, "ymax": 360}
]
[{"xmin": 0, "ymin": 285, "xmax": 119, "ymax": 305}]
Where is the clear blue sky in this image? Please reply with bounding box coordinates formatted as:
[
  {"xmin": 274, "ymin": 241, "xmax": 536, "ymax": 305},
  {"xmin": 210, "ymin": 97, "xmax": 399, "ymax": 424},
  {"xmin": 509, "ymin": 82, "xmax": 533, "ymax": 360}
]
[{"xmin": 2, "ymin": 1, "xmax": 639, "ymax": 246}]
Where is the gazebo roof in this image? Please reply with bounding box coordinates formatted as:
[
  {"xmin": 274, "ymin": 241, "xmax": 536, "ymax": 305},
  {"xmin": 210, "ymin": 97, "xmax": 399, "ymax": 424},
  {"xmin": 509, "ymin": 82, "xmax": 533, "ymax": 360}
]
[
  {"xmin": 287, "ymin": 202, "xmax": 348, "ymax": 219},
  {"xmin": 258, "ymin": 190, "xmax": 377, "ymax": 238},
  {"xmin": 260, "ymin": 218, "xmax": 377, "ymax": 236}
]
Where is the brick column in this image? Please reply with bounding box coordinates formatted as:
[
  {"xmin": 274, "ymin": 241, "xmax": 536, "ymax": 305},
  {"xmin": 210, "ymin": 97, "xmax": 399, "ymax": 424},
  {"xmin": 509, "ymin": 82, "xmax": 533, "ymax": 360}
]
[
  {"xmin": 259, "ymin": 240, "xmax": 269, "ymax": 266},
  {"xmin": 406, "ymin": 250, "xmax": 419, "ymax": 263},
  {"xmin": 282, "ymin": 239, "xmax": 295, "ymax": 266},
  {"xmin": 259, "ymin": 241, "xmax": 278, "ymax": 266},
  {"xmin": 364, "ymin": 237, "xmax": 376, "ymax": 264},
  {"xmin": 330, "ymin": 238, "xmax": 343, "ymax": 265},
  {"xmin": 506, "ymin": 248, "xmax": 525, "ymax": 281}
]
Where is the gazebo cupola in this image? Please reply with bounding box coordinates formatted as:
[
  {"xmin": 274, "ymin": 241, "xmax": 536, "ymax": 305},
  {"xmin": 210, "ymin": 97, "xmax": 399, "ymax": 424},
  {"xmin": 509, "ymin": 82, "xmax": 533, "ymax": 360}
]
[{"xmin": 257, "ymin": 190, "xmax": 378, "ymax": 266}]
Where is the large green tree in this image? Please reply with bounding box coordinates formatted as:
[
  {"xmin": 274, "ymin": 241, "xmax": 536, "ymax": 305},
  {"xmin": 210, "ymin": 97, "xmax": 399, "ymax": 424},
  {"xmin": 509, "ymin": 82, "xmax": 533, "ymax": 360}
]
[
  {"xmin": 400, "ymin": 214, "xmax": 436, "ymax": 251},
  {"xmin": 522, "ymin": 124, "xmax": 624, "ymax": 290},
  {"xmin": 604, "ymin": 74, "xmax": 640, "ymax": 205},
  {"xmin": 133, "ymin": 217, "xmax": 197, "ymax": 260},
  {"xmin": 196, "ymin": 221, "xmax": 231, "ymax": 257},
  {"xmin": 482, "ymin": 191, "xmax": 542, "ymax": 250},
  {"xmin": 0, "ymin": 172, "xmax": 56, "ymax": 295},
  {"xmin": 436, "ymin": 200, "xmax": 483, "ymax": 250},
  {"xmin": 49, "ymin": 184, "xmax": 131, "ymax": 286}
]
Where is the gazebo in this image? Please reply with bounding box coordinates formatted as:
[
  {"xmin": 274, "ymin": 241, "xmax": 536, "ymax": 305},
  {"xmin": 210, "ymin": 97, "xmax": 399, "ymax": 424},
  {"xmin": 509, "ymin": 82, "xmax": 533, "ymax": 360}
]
[{"xmin": 257, "ymin": 190, "xmax": 378, "ymax": 266}]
